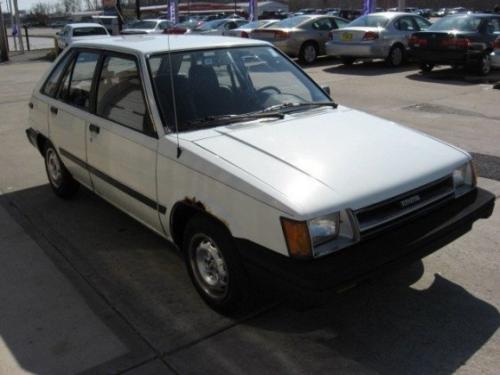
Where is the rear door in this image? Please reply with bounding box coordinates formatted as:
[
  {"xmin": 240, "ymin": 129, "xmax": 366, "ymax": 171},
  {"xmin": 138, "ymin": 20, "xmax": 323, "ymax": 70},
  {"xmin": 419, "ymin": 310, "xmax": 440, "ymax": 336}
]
[
  {"xmin": 85, "ymin": 52, "xmax": 163, "ymax": 233},
  {"xmin": 49, "ymin": 50, "xmax": 100, "ymax": 188}
]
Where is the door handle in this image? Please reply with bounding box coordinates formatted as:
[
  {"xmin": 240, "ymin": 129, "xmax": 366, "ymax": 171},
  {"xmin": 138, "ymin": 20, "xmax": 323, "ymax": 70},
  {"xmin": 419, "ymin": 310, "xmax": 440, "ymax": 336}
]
[
  {"xmin": 28, "ymin": 102, "xmax": 34, "ymax": 109},
  {"xmin": 89, "ymin": 124, "xmax": 100, "ymax": 134},
  {"xmin": 50, "ymin": 106, "xmax": 58, "ymax": 115}
]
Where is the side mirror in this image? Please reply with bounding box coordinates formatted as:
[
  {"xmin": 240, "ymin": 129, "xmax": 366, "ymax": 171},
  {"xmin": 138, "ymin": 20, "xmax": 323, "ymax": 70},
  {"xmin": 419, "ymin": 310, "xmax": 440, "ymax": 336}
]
[{"xmin": 321, "ymin": 85, "xmax": 331, "ymax": 97}]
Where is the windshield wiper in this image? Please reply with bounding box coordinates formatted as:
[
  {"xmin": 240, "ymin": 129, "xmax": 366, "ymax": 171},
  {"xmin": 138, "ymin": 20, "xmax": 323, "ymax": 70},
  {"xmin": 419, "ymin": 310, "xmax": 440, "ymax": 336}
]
[
  {"xmin": 184, "ymin": 111, "xmax": 285, "ymax": 130},
  {"xmin": 262, "ymin": 101, "xmax": 338, "ymax": 113}
]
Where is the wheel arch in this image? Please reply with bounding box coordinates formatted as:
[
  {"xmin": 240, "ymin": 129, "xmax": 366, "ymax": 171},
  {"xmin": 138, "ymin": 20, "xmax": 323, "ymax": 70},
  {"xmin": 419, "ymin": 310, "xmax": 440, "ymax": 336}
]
[{"xmin": 169, "ymin": 199, "xmax": 232, "ymax": 250}]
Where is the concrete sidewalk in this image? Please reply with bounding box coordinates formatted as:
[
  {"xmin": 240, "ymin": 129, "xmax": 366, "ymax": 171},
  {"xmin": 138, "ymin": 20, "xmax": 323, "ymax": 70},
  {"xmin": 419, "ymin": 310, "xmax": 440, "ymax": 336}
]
[{"xmin": 0, "ymin": 199, "xmax": 132, "ymax": 374}]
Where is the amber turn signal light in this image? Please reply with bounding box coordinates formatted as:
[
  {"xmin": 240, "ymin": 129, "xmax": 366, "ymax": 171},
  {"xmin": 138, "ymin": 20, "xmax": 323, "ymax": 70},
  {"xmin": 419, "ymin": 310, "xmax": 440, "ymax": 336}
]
[{"xmin": 280, "ymin": 218, "xmax": 312, "ymax": 259}]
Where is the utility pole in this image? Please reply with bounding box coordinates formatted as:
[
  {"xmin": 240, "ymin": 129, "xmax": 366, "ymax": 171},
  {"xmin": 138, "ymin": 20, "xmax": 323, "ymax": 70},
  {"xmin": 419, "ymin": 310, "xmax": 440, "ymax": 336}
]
[
  {"xmin": 135, "ymin": 0, "xmax": 141, "ymax": 19},
  {"xmin": 0, "ymin": 2, "xmax": 9, "ymax": 61},
  {"xmin": 398, "ymin": 0, "xmax": 406, "ymax": 11},
  {"xmin": 7, "ymin": 0, "xmax": 16, "ymax": 50},
  {"xmin": 12, "ymin": 0, "xmax": 23, "ymax": 52}
]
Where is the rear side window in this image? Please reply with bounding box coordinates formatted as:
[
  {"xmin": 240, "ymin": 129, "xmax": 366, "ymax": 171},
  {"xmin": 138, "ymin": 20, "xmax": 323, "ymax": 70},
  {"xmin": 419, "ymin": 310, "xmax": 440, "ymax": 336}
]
[
  {"xmin": 58, "ymin": 51, "xmax": 100, "ymax": 110},
  {"xmin": 395, "ymin": 17, "xmax": 416, "ymax": 32},
  {"xmin": 41, "ymin": 52, "xmax": 73, "ymax": 97},
  {"xmin": 311, "ymin": 18, "xmax": 335, "ymax": 31},
  {"xmin": 72, "ymin": 27, "xmax": 107, "ymax": 37},
  {"xmin": 96, "ymin": 55, "xmax": 151, "ymax": 134}
]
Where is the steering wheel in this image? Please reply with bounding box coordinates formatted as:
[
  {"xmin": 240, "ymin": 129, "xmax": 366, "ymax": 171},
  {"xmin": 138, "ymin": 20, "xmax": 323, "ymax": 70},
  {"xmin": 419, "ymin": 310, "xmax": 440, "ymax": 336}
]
[{"xmin": 257, "ymin": 86, "xmax": 282, "ymax": 95}]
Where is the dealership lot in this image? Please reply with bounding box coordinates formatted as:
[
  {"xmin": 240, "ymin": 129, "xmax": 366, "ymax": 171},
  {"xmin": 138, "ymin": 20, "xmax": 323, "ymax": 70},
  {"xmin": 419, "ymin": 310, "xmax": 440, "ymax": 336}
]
[{"xmin": 0, "ymin": 56, "xmax": 499, "ymax": 374}]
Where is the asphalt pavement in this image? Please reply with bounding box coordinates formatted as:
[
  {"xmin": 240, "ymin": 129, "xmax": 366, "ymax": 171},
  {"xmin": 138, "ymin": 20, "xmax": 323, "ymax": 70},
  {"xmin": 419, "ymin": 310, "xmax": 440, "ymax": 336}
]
[{"xmin": 0, "ymin": 57, "xmax": 499, "ymax": 374}]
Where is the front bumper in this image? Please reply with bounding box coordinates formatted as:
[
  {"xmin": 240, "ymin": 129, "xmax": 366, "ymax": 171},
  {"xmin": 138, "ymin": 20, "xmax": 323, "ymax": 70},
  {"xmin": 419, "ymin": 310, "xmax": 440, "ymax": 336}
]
[
  {"xmin": 237, "ymin": 187, "xmax": 495, "ymax": 294},
  {"xmin": 326, "ymin": 41, "xmax": 389, "ymax": 58}
]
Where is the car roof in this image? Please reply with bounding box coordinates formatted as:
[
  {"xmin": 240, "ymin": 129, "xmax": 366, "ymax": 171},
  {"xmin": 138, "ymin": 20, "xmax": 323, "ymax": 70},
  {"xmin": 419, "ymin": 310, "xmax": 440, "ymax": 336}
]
[
  {"xmin": 370, "ymin": 12, "xmax": 418, "ymax": 18},
  {"xmin": 67, "ymin": 23, "xmax": 106, "ymax": 28},
  {"xmin": 72, "ymin": 34, "xmax": 269, "ymax": 55}
]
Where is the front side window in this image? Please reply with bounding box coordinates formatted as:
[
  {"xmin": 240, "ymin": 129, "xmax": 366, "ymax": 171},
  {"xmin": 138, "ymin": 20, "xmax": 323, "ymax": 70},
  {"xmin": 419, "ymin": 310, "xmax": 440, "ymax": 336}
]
[
  {"xmin": 148, "ymin": 46, "xmax": 330, "ymax": 132},
  {"xmin": 96, "ymin": 55, "xmax": 151, "ymax": 134},
  {"xmin": 58, "ymin": 51, "xmax": 99, "ymax": 109},
  {"xmin": 413, "ymin": 16, "xmax": 431, "ymax": 31},
  {"xmin": 42, "ymin": 51, "xmax": 73, "ymax": 97},
  {"xmin": 311, "ymin": 18, "xmax": 335, "ymax": 31},
  {"xmin": 394, "ymin": 17, "xmax": 416, "ymax": 32}
]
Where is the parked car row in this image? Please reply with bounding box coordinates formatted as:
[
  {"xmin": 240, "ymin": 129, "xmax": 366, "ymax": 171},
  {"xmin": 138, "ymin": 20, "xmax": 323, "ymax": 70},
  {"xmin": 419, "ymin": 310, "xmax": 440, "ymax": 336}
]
[{"xmin": 55, "ymin": 13, "xmax": 500, "ymax": 76}]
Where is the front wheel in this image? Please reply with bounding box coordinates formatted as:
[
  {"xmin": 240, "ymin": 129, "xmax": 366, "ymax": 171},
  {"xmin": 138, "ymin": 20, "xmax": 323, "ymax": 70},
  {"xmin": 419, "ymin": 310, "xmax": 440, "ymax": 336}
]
[
  {"xmin": 419, "ymin": 63, "xmax": 434, "ymax": 72},
  {"xmin": 44, "ymin": 142, "xmax": 79, "ymax": 198},
  {"xmin": 183, "ymin": 214, "xmax": 251, "ymax": 315}
]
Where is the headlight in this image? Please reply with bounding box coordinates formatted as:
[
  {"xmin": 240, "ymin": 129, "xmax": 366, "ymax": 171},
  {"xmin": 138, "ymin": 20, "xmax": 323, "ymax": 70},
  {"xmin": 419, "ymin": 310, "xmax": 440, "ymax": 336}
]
[
  {"xmin": 453, "ymin": 162, "xmax": 476, "ymax": 197},
  {"xmin": 308, "ymin": 213, "xmax": 340, "ymax": 247},
  {"xmin": 281, "ymin": 211, "xmax": 358, "ymax": 259}
]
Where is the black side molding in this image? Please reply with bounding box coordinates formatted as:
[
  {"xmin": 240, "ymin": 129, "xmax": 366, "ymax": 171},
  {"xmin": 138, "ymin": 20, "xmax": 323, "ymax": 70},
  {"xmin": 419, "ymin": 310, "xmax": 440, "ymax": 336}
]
[{"xmin": 59, "ymin": 148, "xmax": 167, "ymax": 215}]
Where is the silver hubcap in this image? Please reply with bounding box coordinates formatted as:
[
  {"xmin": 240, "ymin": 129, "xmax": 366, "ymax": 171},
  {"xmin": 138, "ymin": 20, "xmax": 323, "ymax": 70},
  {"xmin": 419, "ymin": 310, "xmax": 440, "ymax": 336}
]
[
  {"xmin": 481, "ymin": 55, "xmax": 491, "ymax": 74},
  {"xmin": 304, "ymin": 45, "xmax": 316, "ymax": 63},
  {"xmin": 391, "ymin": 48, "xmax": 403, "ymax": 66},
  {"xmin": 190, "ymin": 234, "xmax": 228, "ymax": 300},
  {"xmin": 46, "ymin": 148, "xmax": 62, "ymax": 188}
]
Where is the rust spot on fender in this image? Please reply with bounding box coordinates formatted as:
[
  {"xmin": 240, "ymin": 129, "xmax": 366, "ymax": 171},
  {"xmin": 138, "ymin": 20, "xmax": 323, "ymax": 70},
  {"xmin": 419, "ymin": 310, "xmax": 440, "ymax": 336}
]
[{"xmin": 182, "ymin": 197, "xmax": 230, "ymax": 228}]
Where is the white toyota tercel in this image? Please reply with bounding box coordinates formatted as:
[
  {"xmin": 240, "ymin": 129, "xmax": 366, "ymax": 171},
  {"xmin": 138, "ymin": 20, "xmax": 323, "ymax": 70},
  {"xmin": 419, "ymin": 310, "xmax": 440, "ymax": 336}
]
[{"xmin": 26, "ymin": 35, "xmax": 494, "ymax": 314}]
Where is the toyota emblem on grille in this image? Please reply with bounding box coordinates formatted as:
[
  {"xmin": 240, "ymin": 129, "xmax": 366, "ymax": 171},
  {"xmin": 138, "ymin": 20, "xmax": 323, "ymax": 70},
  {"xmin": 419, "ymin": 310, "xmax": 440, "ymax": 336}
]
[{"xmin": 400, "ymin": 195, "xmax": 421, "ymax": 208}]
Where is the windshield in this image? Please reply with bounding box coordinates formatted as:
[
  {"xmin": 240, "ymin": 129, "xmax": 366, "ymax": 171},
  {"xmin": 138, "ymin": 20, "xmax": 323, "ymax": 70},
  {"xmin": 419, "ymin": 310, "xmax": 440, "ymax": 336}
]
[
  {"xmin": 129, "ymin": 21, "xmax": 157, "ymax": 29},
  {"xmin": 196, "ymin": 19, "xmax": 225, "ymax": 31},
  {"xmin": 148, "ymin": 46, "xmax": 330, "ymax": 132},
  {"xmin": 429, "ymin": 16, "xmax": 482, "ymax": 32},
  {"xmin": 73, "ymin": 27, "xmax": 107, "ymax": 36},
  {"xmin": 348, "ymin": 15, "xmax": 390, "ymax": 28},
  {"xmin": 273, "ymin": 16, "xmax": 310, "ymax": 28}
]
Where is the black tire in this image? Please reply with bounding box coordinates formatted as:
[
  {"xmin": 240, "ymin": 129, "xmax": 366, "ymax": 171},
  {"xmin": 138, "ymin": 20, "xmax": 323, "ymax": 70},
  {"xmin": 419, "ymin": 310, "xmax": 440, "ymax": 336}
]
[
  {"xmin": 476, "ymin": 53, "xmax": 492, "ymax": 76},
  {"xmin": 44, "ymin": 142, "xmax": 79, "ymax": 198},
  {"xmin": 419, "ymin": 63, "xmax": 434, "ymax": 72},
  {"xmin": 385, "ymin": 45, "xmax": 405, "ymax": 67},
  {"xmin": 299, "ymin": 41, "xmax": 318, "ymax": 64},
  {"xmin": 340, "ymin": 56, "xmax": 356, "ymax": 66},
  {"xmin": 183, "ymin": 214, "xmax": 251, "ymax": 315}
]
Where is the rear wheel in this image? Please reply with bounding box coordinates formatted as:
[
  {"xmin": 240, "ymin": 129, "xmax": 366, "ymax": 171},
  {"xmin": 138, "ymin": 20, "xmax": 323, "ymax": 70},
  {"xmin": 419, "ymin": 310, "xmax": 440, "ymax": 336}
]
[
  {"xmin": 386, "ymin": 45, "xmax": 405, "ymax": 67},
  {"xmin": 340, "ymin": 56, "xmax": 356, "ymax": 66},
  {"xmin": 477, "ymin": 53, "xmax": 492, "ymax": 76},
  {"xmin": 183, "ymin": 214, "xmax": 251, "ymax": 315},
  {"xmin": 299, "ymin": 42, "xmax": 318, "ymax": 64},
  {"xmin": 419, "ymin": 63, "xmax": 434, "ymax": 72},
  {"xmin": 44, "ymin": 142, "xmax": 79, "ymax": 198}
]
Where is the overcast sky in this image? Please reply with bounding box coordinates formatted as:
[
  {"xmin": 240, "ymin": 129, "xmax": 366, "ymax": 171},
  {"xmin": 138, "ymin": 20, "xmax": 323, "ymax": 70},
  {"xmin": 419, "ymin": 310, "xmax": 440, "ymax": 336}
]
[{"xmin": 1, "ymin": 0, "xmax": 57, "ymax": 11}]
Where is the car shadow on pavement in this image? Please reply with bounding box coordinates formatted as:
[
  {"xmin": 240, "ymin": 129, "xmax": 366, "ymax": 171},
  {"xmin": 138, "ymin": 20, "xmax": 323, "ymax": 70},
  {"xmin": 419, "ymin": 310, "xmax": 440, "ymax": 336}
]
[
  {"xmin": 239, "ymin": 262, "xmax": 500, "ymax": 375},
  {"xmin": 322, "ymin": 60, "xmax": 418, "ymax": 76},
  {"xmin": 2, "ymin": 184, "xmax": 499, "ymax": 374},
  {"xmin": 1, "ymin": 183, "xmax": 263, "ymax": 374},
  {"xmin": 406, "ymin": 67, "xmax": 500, "ymax": 86}
]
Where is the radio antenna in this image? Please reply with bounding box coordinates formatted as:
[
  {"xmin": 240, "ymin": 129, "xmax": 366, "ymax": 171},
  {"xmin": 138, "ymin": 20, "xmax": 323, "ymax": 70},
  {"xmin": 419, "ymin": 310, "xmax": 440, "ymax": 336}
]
[{"xmin": 166, "ymin": 29, "xmax": 182, "ymax": 158}]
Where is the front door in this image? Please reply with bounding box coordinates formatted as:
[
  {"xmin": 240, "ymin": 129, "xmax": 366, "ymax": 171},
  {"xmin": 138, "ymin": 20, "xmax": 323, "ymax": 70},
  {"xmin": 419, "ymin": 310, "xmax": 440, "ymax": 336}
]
[{"xmin": 85, "ymin": 53, "xmax": 163, "ymax": 233}]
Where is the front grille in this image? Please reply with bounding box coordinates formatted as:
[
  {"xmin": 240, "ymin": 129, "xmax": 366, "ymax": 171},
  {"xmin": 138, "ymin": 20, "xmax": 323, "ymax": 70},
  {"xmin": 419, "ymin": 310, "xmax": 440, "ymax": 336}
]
[{"xmin": 355, "ymin": 176, "xmax": 454, "ymax": 238}]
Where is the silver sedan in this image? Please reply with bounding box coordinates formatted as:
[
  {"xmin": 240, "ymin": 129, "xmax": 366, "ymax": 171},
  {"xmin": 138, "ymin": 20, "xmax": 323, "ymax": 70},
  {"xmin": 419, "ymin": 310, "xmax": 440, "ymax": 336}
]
[
  {"xmin": 251, "ymin": 15, "xmax": 350, "ymax": 64},
  {"xmin": 326, "ymin": 12, "xmax": 431, "ymax": 67}
]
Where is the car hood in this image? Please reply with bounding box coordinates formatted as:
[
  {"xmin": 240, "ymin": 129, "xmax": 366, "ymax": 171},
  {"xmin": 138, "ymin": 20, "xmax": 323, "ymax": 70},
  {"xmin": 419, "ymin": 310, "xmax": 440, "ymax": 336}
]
[{"xmin": 189, "ymin": 107, "xmax": 469, "ymax": 216}]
